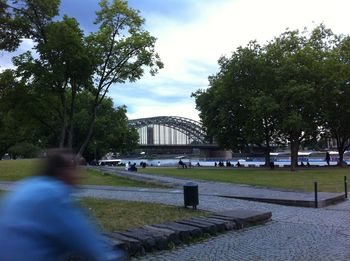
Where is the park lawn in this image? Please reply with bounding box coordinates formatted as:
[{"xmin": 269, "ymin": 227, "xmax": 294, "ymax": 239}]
[
  {"xmin": 139, "ymin": 167, "xmax": 350, "ymax": 192},
  {"xmin": 81, "ymin": 198, "xmax": 209, "ymax": 232},
  {"xmin": 0, "ymin": 159, "xmax": 162, "ymax": 188},
  {"xmin": 0, "ymin": 190, "xmax": 208, "ymax": 231}
]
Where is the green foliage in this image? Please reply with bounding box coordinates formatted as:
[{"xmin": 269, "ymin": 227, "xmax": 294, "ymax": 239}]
[
  {"xmin": 193, "ymin": 41, "xmax": 280, "ymax": 165},
  {"xmin": 73, "ymin": 93, "xmax": 139, "ymax": 161},
  {"xmin": 7, "ymin": 142, "xmax": 40, "ymax": 159},
  {"xmin": 0, "ymin": 0, "xmax": 163, "ymax": 158},
  {"xmin": 318, "ymin": 36, "xmax": 350, "ymax": 164},
  {"xmin": 194, "ymin": 24, "xmax": 350, "ymax": 170},
  {"xmin": 0, "ymin": 0, "xmax": 60, "ymax": 51}
]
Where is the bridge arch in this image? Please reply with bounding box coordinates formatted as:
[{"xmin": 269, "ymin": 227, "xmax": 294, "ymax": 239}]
[{"xmin": 128, "ymin": 116, "xmax": 207, "ymax": 144}]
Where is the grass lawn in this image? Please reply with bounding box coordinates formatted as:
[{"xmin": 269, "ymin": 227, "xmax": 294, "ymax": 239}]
[
  {"xmin": 0, "ymin": 190, "xmax": 208, "ymax": 232},
  {"xmin": 0, "ymin": 159, "xmax": 162, "ymax": 188},
  {"xmin": 81, "ymin": 198, "xmax": 208, "ymax": 232},
  {"xmin": 139, "ymin": 167, "xmax": 350, "ymax": 192}
]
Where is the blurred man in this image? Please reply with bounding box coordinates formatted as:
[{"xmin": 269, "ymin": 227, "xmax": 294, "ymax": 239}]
[{"xmin": 0, "ymin": 149, "xmax": 125, "ymax": 261}]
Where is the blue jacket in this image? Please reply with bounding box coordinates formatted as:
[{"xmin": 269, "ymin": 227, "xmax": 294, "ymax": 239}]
[{"xmin": 0, "ymin": 176, "xmax": 124, "ymax": 261}]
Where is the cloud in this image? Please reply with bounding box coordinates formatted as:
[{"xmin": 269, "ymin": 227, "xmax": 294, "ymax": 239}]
[
  {"xmin": 3, "ymin": 0, "xmax": 350, "ymax": 122},
  {"xmin": 113, "ymin": 0, "xmax": 350, "ymax": 121}
]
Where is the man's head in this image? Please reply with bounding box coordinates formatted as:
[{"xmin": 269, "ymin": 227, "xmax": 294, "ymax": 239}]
[{"xmin": 41, "ymin": 148, "xmax": 82, "ymax": 186}]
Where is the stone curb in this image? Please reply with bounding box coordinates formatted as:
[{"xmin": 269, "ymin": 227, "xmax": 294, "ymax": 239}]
[{"xmin": 104, "ymin": 208, "xmax": 272, "ymax": 257}]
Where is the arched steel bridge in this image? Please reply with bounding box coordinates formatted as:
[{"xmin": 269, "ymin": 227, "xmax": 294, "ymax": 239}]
[{"xmin": 128, "ymin": 116, "xmax": 208, "ymax": 144}]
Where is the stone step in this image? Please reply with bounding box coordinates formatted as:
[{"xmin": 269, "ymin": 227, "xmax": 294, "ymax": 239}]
[
  {"xmin": 213, "ymin": 209, "xmax": 272, "ymax": 228},
  {"xmin": 106, "ymin": 208, "xmax": 272, "ymax": 257},
  {"xmin": 107, "ymin": 232, "xmax": 145, "ymax": 256},
  {"xmin": 119, "ymin": 228, "xmax": 160, "ymax": 252},
  {"xmin": 191, "ymin": 216, "xmax": 233, "ymax": 231},
  {"xmin": 176, "ymin": 219, "xmax": 218, "ymax": 235},
  {"xmin": 143, "ymin": 225, "xmax": 182, "ymax": 246},
  {"xmin": 129, "ymin": 227, "xmax": 170, "ymax": 250},
  {"xmin": 152, "ymin": 222, "xmax": 202, "ymax": 242}
]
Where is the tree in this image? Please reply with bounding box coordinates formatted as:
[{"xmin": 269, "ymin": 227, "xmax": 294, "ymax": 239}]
[
  {"xmin": 72, "ymin": 93, "xmax": 138, "ymax": 162},
  {"xmin": 0, "ymin": 68, "xmax": 138, "ymax": 159},
  {"xmin": 78, "ymin": 0, "xmax": 163, "ymax": 156},
  {"xmin": 193, "ymin": 42, "xmax": 280, "ymax": 165},
  {"xmin": 258, "ymin": 27, "xmax": 332, "ymax": 171},
  {"xmin": 0, "ymin": 0, "xmax": 60, "ymax": 50},
  {"xmin": 0, "ymin": 69, "xmax": 47, "ymax": 156},
  {"xmin": 319, "ymin": 35, "xmax": 350, "ymax": 166},
  {"xmin": 1, "ymin": 0, "xmax": 162, "ymax": 157},
  {"xmin": 194, "ymin": 25, "xmax": 344, "ymax": 171}
]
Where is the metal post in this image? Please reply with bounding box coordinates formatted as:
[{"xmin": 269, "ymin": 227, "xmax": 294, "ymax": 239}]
[
  {"xmin": 344, "ymin": 176, "xmax": 348, "ymax": 199},
  {"xmin": 314, "ymin": 181, "xmax": 318, "ymax": 208}
]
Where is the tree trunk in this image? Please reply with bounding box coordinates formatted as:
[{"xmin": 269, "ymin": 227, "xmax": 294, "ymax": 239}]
[
  {"xmin": 67, "ymin": 86, "xmax": 77, "ymax": 149},
  {"xmin": 338, "ymin": 148, "xmax": 345, "ymax": 166},
  {"xmin": 264, "ymin": 137, "xmax": 271, "ymax": 167},
  {"xmin": 290, "ymin": 139, "xmax": 300, "ymax": 172},
  {"xmin": 59, "ymin": 97, "xmax": 68, "ymax": 148},
  {"xmin": 336, "ymin": 136, "xmax": 349, "ymax": 167},
  {"xmin": 77, "ymin": 106, "xmax": 97, "ymax": 158},
  {"xmin": 337, "ymin": 144, "xmax": 347, "ymax": 167}
]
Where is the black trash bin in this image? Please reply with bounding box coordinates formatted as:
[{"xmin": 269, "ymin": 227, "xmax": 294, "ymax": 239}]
[{"xmin": 183, "ymin": 182, "xmax": 199, "ymax": 209}]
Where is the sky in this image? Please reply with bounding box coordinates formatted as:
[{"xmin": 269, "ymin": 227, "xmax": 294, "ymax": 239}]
[{"xmin": 2, "ymin": 0, "xmax": 350, "ymax": 121}]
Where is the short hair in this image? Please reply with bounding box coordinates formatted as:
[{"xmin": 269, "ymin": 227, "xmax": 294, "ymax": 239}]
[{"xmin": 41, "ymin": 148, "xmax": 77, "ymax": 177}]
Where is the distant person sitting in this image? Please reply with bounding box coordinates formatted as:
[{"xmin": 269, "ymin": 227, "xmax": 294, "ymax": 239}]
[
  {"xmin": 128, "ymin": 163, "xmax": 138, "ymax": 172},
  {"xmin": 178, "ymin": 159, "xmax": 187, "ymax": 169},
  {"xmin": 236, "ymin": 161, "xmax": 241, "ymax": 167},
  {"xmin": 0, "ymin": 148, "xmax": 124, "ymax": 260},
  {"xmin": 325, "ymin": 151, "xmax": 331, "ymax": 166},
  {"xmin": 125, "ymin": 161, "xmax": 130, "ymax": 171},
  {"xmin": 307, "ymin": 159, "xmax": 311, "ymax": 167}
]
